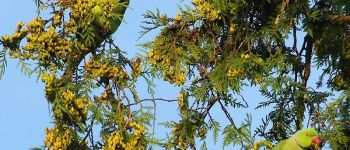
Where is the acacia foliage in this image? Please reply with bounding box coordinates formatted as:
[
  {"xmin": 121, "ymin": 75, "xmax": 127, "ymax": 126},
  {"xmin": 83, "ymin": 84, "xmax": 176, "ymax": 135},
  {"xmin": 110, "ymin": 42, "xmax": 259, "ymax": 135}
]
[
  {"xmin": 142, "ymin": 0, "xmax": 350, "ymax": 149},
  {"xmin": 0, "ymin": 0, "xmax": 349, "ymax": 150}
]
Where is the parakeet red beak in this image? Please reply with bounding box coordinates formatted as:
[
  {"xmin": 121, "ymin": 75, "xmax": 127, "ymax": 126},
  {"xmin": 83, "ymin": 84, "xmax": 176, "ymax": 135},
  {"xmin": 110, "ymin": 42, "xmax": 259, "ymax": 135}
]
[{"xmin": 311, "ymin": 136, "xmax": 321, "ymax": 150}]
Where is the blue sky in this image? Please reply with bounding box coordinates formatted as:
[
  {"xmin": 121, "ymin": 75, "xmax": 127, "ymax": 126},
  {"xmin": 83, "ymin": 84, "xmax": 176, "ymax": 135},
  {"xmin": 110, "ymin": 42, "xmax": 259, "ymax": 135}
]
[
  {"xmin": 0, "ymin": 1, "xmax": 48, "ymax": 149},
  {"xmin": 0, "ymin": 0, "xmax": 331, "ymax": 150}
]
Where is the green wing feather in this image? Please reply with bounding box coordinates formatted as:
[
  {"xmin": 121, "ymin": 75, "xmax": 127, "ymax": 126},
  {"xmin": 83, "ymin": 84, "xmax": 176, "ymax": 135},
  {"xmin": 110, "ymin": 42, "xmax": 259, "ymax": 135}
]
[
  {"xmin": 272, "ymin": 136, "xmax": 305, "ymax": 150},
  {"xmin": 272, "ymin": 140, "xmax": 286, "ymax": 150},
  {"xmin": 272, "ymin": 129, "xmax": 319, "ymax": 150}
]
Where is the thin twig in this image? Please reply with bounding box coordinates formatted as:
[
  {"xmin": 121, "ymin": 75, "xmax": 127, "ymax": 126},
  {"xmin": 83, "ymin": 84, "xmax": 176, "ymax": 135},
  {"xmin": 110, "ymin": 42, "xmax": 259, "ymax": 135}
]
[
  {"xmin": 151, "ymin": 99, "xmax": 156, "ymax": 149},
  {"xmin": 201, "ymin": 96, "xmax": 218, "ymax": 118},
  {"xmin": 81, "ymin": 116, "xmax": 95, "ymax": 146},
  {"xmin": 128, "ymin": 98, "xmax": 178, "ymax": 106},
  {"xmin": 218, "ymin": 100, "xmax": 236, "ymax": 127},
  {"xmin": 122, "ymin": 90, "xmax": 132, "ymax": 120}
]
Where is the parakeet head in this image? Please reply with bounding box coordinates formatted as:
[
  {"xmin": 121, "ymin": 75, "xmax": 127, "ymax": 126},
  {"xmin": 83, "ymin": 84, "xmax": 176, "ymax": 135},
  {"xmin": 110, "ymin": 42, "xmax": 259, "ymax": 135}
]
[{"xmin": 294, "ymin": 128, "xmax": 321, "ymax": 149}]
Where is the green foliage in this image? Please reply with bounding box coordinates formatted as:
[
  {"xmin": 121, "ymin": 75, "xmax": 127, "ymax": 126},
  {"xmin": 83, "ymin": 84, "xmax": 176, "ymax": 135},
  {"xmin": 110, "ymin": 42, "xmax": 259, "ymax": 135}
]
[
  {"xmin": 319, "ymin": 92, "xmax": 350, "ymax": 149},
  {"xmin": 209, "ymin": 119, "xmax": 221, "ymax": 144},
  {"xmin": 141, "ymin": 0, "xmax": 350, "ymax": 149},
  {"xmin": 1, "ymin": 0, "xmax": 350, "ymax": 149},
  {"xmin": 222, "ymin": 114, "xmax": 254, "ymax": 149}
]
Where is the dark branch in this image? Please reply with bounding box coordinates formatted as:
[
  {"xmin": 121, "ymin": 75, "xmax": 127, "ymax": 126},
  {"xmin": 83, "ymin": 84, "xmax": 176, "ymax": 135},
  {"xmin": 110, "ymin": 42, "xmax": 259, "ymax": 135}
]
[
  {"xmin": 128, "ymin": 98, "xmax": 178, "ymax": 106},
  {"xmin": 218, "ymin": 100, "xmax": 236, "ymax": 128},
  {"xmin": 323, "ymin": 15, "xmax": 350, "ymax": 24}
]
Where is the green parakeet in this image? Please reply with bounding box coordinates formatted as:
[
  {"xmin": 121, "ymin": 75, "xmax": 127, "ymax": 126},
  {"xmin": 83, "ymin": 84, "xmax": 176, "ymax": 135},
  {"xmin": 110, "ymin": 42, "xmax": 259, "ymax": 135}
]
[
  {"xmin": 79, "ymin": 0, "xmax": 129, "ymax": 48},
  {"xmin": 92, "ymin": 0, "xmax": 129, "ymax": 38},
  {"xmin": 65, "ymin": 0, "xmax": 129, "ymax": 77},
  {"xmin": 272, "ymin": 128, "xmax": 321, "ymax": 150}
]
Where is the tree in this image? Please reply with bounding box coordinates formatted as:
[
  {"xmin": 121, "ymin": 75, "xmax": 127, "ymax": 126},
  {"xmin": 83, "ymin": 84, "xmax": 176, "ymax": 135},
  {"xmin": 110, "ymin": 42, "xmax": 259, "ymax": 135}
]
[{"xmin": 0, "ymin": 0, "xmax": 349, "ymax": 149}]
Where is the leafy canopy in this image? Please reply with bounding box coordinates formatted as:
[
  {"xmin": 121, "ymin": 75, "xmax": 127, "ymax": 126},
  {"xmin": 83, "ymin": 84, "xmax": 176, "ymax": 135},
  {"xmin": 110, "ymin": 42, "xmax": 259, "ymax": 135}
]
[{"xmin": 0, "ymin": 0, "xmax": 349, "ymax": 149}]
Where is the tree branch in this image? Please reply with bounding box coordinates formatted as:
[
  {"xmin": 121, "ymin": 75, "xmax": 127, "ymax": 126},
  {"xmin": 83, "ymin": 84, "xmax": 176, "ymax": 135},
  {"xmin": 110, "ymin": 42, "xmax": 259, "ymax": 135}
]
[
  {"xmin": 218, "ymin": 100, "xmax": 237, "ymax": 128},
  {"xmin": 302, "ymin": 35, "xmax": 313, "ymax": 87},
  {"xmin": 323, "ymin": 15, "xmax": 350, "ymax": 24},
  {"xmin": 128, "ymin": 98, "xmax": 178, "ymax": 106}
]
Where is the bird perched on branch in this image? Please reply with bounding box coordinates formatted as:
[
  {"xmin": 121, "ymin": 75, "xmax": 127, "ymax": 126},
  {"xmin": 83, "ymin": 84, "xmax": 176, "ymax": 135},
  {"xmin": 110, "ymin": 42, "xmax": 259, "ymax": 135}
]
[
  {"xmin": 94, "ymin": 0, "xmax": 129, "ymax": 34},
  {"xmin": 272, "ymin": 128, "xmax": 321, "ymax": 150},
  {"xmin": 65, "ymin": 0, "xmax": 129, "ymax": 78},
  {"xmin": 79, "ymin": 0, "xmax": 130, "ymax": 48}
]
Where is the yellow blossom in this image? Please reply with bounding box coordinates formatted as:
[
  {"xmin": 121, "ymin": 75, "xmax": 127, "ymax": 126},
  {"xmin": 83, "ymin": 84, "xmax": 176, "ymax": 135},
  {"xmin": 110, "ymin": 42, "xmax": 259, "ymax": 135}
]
[
  {"xmin": 241, "ymin": 53, "xmax": 250, "ymax": 59},
  {"xmin": 229, "ymin": 23, "xmax": 236, "ymax": 33},
  {"xmin": 44, "ymin": 124, "xmax": 74, "ymax": 150},
  {"xmin": 175, "ymin": 13, "xmax": 182, "ymax": 21}
]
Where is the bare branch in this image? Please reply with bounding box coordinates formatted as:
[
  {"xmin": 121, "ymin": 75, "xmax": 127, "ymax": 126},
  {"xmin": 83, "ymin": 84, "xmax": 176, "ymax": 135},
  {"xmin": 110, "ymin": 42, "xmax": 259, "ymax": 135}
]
[
  {"xmin": 218, "ymin": 100, "xmax": 236, "ymax": 128},
  {"xmin": 128, "ymin": 98, "xmax": 178, "ymax": 106}
]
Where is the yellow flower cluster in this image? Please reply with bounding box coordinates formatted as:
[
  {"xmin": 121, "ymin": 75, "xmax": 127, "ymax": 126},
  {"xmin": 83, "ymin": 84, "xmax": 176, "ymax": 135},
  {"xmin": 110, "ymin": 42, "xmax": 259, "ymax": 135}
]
[
  {"xmin": 54, "ymin": 90, "xmax": 89, "ymax": 122},
  {"xmin": 44, "ymin": 124, "xmax": 74, "ymax": 150},
  {"xmin": 103, "ymin": 121, "xmax": 146, "ymax": 150},
  {"xmin": 229, "ymin": 23, "xmax": 236, "ymax": 33},
  {"xmin": 252, "ymin": 140, "xmax": 272, "ymax": 150},
  {"xmin": 177, "ymin": 92, "xmax": 188, "ymax": 113},
  {"xmin": 1, "ymin": 35, "xmax": 11, "ymax": 46},
  {"xmin": 241, "ymin": 53, "xmax": 251, "ymax": 59},
  {"xmin": 71, "ymin": 0, "xmax": 95, "ymax": 20},
  {"xmin": 148, "ymin": 49, "xmax": 187, "ymax": 85},
  {"xmin": 1, "ymin": 0, "xmax": 112, "ymax": 68},
  {"xmin": 131, "ymin": 58, "xmax": 142, "ymax": 78},
  {"xmin": 52, "ymin": 12, "xmax": 62, "ymax": 26},
  {"xmin": 148, "ymin": 49, "xmax": 170, "ymax": 65},
  {"xmin": 57, "ymin": 0, "xmax": 75, "ymax": 7},
  {"xmin": 27, "ymin": 26, "xmax": 72, "ymax": 62},
  {"xmin": 227, "ymin": 68, "xmax": 244, "ymax": 78},
  {"xmin": 192, "ymin": 0, "xmax": 221, "ymax": 21},
  {"xmin": 1, "ymin": 22, "xmax": 28, "ymax": 59},
  {"xmin": 65, "ymin": 18, "xmax": 79, "ymax": 35},
  {"xmin": 178, "ymin": 93, "xmax": 185, "ymax": 110},
  {"xmin": 2, "ymin": 16, "xmax": 76, "ymax": 69},
  {"xmin": 41, "ymin": 72, "xmax": 56, "ymax": 95},
  {"xmin": 1, "ymin": 20, "xmax": 26, "ymax": 47},
  {"xmin": 70, "ymin": 0, "xmax": 116, "ymax": 33},
  {"xmin": 177, "ymin": 141, "xmax": 188, "ymax": 149},
  {"xmin": 94, "ymin": 85, "xmax": 114, "ymax": 107},
  {"xmin": 165, "ymin": 67, "xmax": 187, "ymax": 85},
  {"xmin": 174, "ymin": 13, "xmax": 182, "ymax": 22},
  {"xmin": 253, "ymin": 77, "xmax": 265, "ymax": 84},
  {"xmin": 53, "ymin": 1, "xmax": 80, "ymax": 34},
  {"xmin": 85, "ymin": 60, "xmax": 130, "ymax": 82},
  {"xmin": 55, "ymin": 0, "xmax": 106, "ymax": 39}
]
